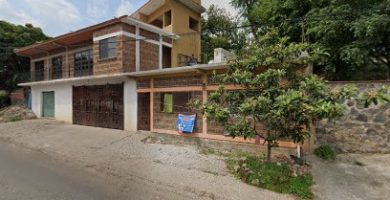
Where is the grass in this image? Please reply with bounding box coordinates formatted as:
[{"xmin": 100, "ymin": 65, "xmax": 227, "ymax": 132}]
[
  {"xmin": 314, "ymin": 145, "xmax": 336, "ymax": 160},
  {"xmin": 226, "ymin": 154, "xmax": 313, "ymax": 199}
]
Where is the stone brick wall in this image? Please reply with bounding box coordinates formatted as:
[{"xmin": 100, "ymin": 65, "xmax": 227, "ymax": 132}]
[
  {"xmin": 121, "ymin": 35, "xmax": 136, "ymax": 73},
  {"xmin": 317, "ymin": 82, "xmax": 390, "ymax": 153},
  {"xmin": 140, "ymin": 41, "xmax": 159, "ymax": 71}
]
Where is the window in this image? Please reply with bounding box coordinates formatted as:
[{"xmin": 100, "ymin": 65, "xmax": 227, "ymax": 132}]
[
  {"xmin": 189, "ymin": 17, "xmax": 199, "ymax": 31},
  {"xmin": 34, "ymin": 61, "xmax": 44, "ymax": 81},
  {"xmin": 160, "ymin": 92, "xmax": 193, "ymax": 113},
  {"xmin": 164, "ymin": 10, "xmax": 172, "ymax": 27},
  {"xmin": 51, "ymin": 56, "xmax": 62, "ymax": 79},
  {"xmin": 74, "ymin": 49, "xmax": 93, "ymax": 77},
  {"xmin": 99, "ymin": 37, "xmax": 117, "ymax": 60}
]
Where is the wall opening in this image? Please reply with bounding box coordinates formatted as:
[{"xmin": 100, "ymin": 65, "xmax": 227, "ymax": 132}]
[
  {"xmin": 150, "ymin": 16, "xmax": 163, "ymax": 29},
  {"xmin": 164, "ymin": 10, "xmax": 172, "ymax": 27},
  {"xmin": 162, "ymin": 46, "xmax": 172, "ymax": 68},
  {"xmin": 189, "ymin": 17, "xmax": 199, "ymax": 31}
]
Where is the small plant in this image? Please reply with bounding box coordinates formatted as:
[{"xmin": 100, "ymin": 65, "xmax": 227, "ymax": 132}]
[
  {"xmin": 227, "ymin": 154, "xmax": 313, "ymax": 199},
  {"xmin": 314, "ymin": 145, "xmax": 336, "ymax": 160}
]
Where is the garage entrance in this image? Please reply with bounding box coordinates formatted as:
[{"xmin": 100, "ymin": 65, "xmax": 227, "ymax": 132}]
[
  {"xmin": 42, "ymin": 91, "xmax": 55, "ymax": 118},
  {"xmin": 73, "ymin": 84, "xmax": 124, "ymax": 130}
]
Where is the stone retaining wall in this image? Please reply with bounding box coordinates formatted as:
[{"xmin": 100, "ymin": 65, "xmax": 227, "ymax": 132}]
[{"xmin": 316, "ymin": 81, "xmax": 390, "ymax": 153}]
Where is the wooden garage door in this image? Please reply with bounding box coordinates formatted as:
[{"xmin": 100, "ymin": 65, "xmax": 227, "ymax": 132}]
[{"xmin": 73, "ymin": 84, "xmax": 124, "ymax": 130}]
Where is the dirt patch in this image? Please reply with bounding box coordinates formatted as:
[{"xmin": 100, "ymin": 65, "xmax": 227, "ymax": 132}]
[{"xmin": 0, "ymin": 106, "xmax": 36, "ymax": 123}]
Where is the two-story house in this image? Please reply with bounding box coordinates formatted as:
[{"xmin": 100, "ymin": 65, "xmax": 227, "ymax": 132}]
[{"xmin": 16, "ymin": 0, "xmax": 297, "ymax": 149}]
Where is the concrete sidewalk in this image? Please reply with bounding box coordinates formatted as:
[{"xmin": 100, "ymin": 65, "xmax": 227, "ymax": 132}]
[
  {"xmin": 0, "ymin": 119, "xmax": 292, "ymax": 200},
  {"xmin": 310, "ymin": 154, "xmax": 390, "ymax": 200}
]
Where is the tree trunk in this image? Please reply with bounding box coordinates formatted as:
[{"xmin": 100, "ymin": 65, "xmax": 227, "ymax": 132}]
[{"xmin": 266, "ymin": 131, "xmax": 272, "ymax": 162}]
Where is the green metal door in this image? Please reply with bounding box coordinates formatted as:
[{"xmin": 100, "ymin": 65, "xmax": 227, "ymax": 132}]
[{"xmin": 42, "ymin": 91, "xmax": 55, "ymax": 118}]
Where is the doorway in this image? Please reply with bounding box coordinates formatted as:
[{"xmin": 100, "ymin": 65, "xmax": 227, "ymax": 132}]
[
  {"xmin": 42, "ymin": 91, "xmax": 55, "ymax": 118},
  {"xmin": 137, "ymin": 93, "xmax": 150, "ymax": 131}
]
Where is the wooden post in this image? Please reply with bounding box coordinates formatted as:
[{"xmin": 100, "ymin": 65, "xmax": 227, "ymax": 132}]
[
  {"xmin": 202, "ymin": 74, "xmax": 208, "ymax": 135},
  {"xmin": 150, "ymin": 78, "xmax": 154, "ymax": 131}
]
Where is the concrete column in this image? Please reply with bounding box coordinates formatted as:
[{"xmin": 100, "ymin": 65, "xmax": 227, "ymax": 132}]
[
  {"xmin": 159, "ymin": 35, "xmax": 163, "ymax": 69},
  {"xmin": 124, "ymin": 79, "xmax": 138, "ymax": 131}
]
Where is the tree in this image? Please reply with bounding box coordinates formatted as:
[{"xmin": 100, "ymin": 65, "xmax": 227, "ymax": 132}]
[
  {"xmin": 201, "ymin": 5, "xmax": 247, "ymax": 63},
  {"xmin": 200, "ymin": 30, "xmax": 388, "ymax": 162},
  {"xmin": 0, "ymin": 21, "xmax": 48, "ymax": 92},
  {"xmin": 230, "ymin": 0, "xmax": 390, "ymax": 81}
]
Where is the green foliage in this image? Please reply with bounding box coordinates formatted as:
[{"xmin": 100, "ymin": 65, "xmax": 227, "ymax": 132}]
[
  {"xmin": 359, "ymin": 86, "xmax": 390, "ymax": 108},
  {"xmin": 0, "ymin": 21, "xmax": 48, "ymax": 91},
  {"xmin": 201, "ymin": 5, "xmax": 247, "ymax": 63},
  {"xmin": 227, "ymin": 155, "xmax": 313, "ymax": 199},
  {"xmin": 314, "ymin": 144, "xmax": 336, "ymax": 160},
  {"xmin": 0, "ymin": 90, "xmax": 7, "ymax": 108},
  {"xmin": 231, "ymin": 0, "xmax": 390, "ymax": 80},
  {"xmin": 203, "ymin": 31, "xmax": 352, "ymax": 161}
]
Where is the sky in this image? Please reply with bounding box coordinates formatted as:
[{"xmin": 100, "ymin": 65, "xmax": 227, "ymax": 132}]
[{"xmin": 0, "ymin": 0, "xmax": 237, "ymax": 37}]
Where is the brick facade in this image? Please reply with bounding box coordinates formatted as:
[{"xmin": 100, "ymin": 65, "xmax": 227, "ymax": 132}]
[
  {"xmin": 122, "ymin": 35, "xmax": 136, "ymax": 72},
  {"xmin": 27, "ymin": 22, "xmax": 171, "ymax": 81},
  {"xmin": 140, "ymin": 41, "xmax": 159, "ymax": 71},
  {"xmin": 154, "ymin": 76, "xmax": 203, "ymax": 88}
]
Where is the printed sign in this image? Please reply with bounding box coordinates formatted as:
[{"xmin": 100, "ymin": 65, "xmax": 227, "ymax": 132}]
[{"xmin": 177, "ymin": 114, "xmax": 197, "ymax": 133}]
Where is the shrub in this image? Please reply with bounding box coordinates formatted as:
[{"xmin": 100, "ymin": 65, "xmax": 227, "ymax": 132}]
[
  {"xmin": 0, "ymin": 90, "xmax": 8, "ymax": 108},
  {"xmin": 314, "ymin": 145, "xmax": 336, "ymax": 160},
  {"xmin": 227, "ymin": 155, "xmax": 313, "ymax": 199}
]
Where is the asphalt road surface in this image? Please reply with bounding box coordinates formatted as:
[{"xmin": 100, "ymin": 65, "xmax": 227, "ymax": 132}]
[{"xmin": 0, "ymin": 142, "xmax": 130, "ymax": 200}]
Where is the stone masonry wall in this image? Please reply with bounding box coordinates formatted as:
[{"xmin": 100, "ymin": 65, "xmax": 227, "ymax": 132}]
[{"xmin": 316, "ymin": 81, "xmax": 390, "ymax": 153}]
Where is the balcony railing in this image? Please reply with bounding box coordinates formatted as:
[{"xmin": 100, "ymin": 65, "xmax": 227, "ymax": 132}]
[{"xmin": 28, "ymin": 66, "xmax": 94, "ymax": 82}]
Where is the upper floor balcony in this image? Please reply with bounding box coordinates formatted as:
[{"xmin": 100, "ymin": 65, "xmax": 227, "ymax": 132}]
[{"xmin": 16, "ymin": 16, "xmax": 182, "ymax": 84}]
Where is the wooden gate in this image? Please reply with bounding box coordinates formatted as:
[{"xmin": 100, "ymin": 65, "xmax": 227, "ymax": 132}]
[{"xmin": 73, "ymin": 84, "xmax": 124, "ymax": 130}]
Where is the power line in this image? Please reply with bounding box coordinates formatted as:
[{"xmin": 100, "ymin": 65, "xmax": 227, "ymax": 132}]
[{"xmin": 0, "ymin": 13, "xmax": 377, "ymax": 50}]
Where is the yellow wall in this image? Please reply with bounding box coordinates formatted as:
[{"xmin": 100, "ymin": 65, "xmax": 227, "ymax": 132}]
[{"xmin": 140, "ymin": 0, "xmax": 202, "ymax": 67}]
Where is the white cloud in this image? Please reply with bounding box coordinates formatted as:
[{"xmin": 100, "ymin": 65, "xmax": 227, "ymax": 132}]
[
  {"xmin": 25, "ymin": 0, "xmax": 81, "ymax": 23},
  {"xmin": 21, "ymin": 0, "xmax": 82, "ymax": 36},
  {"xmin": 115, "ymin": 0, "xmax": 134, "ymax": 17},
  {"xmin": 0, "ymin": 0, "xmax": 42, "ymax": 27},
  {"xmin": 202, "ymin": 0, "xmax": 238, "ymax": 16},
  {"xmin": 87, "ymin": 0, "xmax": 109, "ymax": 19}
]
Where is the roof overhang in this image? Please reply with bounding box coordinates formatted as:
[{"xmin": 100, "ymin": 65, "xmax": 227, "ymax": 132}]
[
  {"xmin": 18, "ymin": 63, "xmax": 228, "ymax": 87},
  {"xmin": 15, "ymin": 16, "xmax": 127, "ymax": 57},
  {"xmin": 177, "ymin": 0, "xmax": 206, "ymax": 13},
  {"xmin": 121, "ymin": 17, "xmax": 179, "ymax": 39},
  {"xmin": 136, "ymin": 0, "xmax": 206, "ymax": 16}
]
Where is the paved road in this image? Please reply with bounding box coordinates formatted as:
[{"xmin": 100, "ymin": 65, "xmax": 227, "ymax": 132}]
[{"xmin": 0, "ymin": 142, "xmax": 130, "ymax": 200}]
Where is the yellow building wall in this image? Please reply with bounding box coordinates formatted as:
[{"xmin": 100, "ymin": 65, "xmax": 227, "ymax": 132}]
[{"xmin": 142, "ymin": 0, "xmax": 202, "ymax": 67}]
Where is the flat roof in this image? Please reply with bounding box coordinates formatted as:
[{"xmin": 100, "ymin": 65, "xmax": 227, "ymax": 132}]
[{"xmin": 18, "ymin": 63, "xmax": 228, "ymax": 87}]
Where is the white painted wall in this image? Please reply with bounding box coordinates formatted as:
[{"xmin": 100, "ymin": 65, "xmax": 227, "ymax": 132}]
[
  {"xmin": 30, "ymin": 77, "xmax": 138, "ymax": 131},
  {"xmin": 31, "ymin": 83, "xmax": 73, "ymax": 123}
]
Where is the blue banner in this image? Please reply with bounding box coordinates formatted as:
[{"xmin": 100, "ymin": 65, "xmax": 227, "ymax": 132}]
[{"xmin": 177, "ymin": 114, "xmax": 197, "ymax": 133}]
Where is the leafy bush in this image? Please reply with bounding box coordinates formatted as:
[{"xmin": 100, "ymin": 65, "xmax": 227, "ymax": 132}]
[
  {"xmin": 314, "ymin": 145, "xmax": 336, "ymax": 160},
  {"xmin": 227, "ymin": 155, "xmax": 313, "ymax": 199},
  {"xmin": 0, "ymin": 90, "xmax": 8, "ymax": 108}
]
